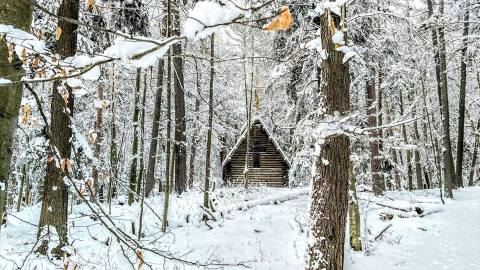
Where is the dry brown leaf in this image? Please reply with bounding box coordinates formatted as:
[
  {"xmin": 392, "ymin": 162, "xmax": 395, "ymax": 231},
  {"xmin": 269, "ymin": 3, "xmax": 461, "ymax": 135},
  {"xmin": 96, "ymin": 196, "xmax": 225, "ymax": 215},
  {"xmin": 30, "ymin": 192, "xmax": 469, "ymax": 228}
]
[
  {"xmin": 21, "ymin": 104, "xmax": 32, "ymax": 125},
  {"xmin": 86, "ymin": 0, "xmax": 98, "ymax": 14},
  {"xmin": 60, "ymin": 158, "xmax": 66, "ymax": 173},
  {"xmin": 136, "ymin": 249, "xmax": 144, "ymax": 270},
  {"xmin": 32, "ymin": 56, "xmax": 41, "ymax": 68},
  {"xmin": 59, "ymin": 86, "xmax": 69, "ymax": 105},
  {"xmin": 60, "ymin": 158, "xmax": 72, "ymax": 173},
  {"xmin": 65, "ymin": 158, "xmax": 72, "ymax": 173},
  {"xmin": 21, "ymin": 48, "xmax": 27, "ymax": 64},
  {"xmin": 55, "ymin": 27, "xmax": 62, "ymax": 41},
  {"xmin": 7, "ymin": 43, "xmax": 14, "ymax": 63},
  {"xmin": 86, "ymin": 178, "xmax": 94, "ymax": 190},
  {"xmin": 263, "ymin": 6, "xmax": 293, "ymax": 31}
]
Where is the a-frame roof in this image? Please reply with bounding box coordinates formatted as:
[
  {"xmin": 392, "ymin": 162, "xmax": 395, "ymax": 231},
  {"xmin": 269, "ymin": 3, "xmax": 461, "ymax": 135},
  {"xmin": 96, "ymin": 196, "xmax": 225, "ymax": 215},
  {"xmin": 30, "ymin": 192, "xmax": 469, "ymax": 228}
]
[{"xmin": 222, "ymin": 117, "xmax": 291, "ymax": 168}]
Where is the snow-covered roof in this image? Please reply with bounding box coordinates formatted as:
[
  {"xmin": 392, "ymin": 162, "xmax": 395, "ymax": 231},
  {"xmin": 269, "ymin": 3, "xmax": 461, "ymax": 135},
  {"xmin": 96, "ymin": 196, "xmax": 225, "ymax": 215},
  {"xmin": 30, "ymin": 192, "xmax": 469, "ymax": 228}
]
[{"xmin": 222, "ymin": 117, "xmax": 291, "ymax": 168}]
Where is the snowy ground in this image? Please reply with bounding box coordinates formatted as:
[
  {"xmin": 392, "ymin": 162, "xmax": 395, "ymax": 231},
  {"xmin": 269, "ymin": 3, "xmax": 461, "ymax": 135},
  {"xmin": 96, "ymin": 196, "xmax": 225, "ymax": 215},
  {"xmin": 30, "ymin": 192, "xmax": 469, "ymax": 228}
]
[{"xmin": 0, "ymin": 186, "xmax": 479, "ymax": 269}]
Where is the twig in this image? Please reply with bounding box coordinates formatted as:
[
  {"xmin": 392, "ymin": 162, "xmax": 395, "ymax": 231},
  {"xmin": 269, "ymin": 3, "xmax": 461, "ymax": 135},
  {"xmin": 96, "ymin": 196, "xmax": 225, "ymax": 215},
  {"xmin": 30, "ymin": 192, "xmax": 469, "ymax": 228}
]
[{"xmin": 374, "ymin": 224, "xmax": 392, "ymax": 241}]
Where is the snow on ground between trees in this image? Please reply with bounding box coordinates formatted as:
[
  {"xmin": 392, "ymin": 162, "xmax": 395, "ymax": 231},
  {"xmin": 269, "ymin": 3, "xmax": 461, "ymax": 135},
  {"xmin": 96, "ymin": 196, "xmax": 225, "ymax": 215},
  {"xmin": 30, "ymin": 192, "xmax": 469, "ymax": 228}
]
[{"xmin": 1, "ymin": 187, "xmax": 479, "ymax": 269}]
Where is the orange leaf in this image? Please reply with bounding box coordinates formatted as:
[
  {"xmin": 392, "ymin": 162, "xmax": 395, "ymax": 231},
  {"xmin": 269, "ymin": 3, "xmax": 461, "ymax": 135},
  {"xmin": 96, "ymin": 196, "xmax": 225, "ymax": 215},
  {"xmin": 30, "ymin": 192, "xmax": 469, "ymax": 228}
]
[{"xmin": 263, "ymin": 6, "xmax": 293, "ymax": 31}]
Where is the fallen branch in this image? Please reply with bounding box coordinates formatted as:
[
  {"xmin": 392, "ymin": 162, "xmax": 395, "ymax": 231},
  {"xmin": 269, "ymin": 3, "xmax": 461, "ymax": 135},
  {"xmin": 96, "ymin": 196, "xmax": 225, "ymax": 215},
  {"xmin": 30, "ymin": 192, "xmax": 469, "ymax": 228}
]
[
  {"xmin": 218, "ymin": 188, "xmax": 309, "ymax": 214},
  {"xmin": 375, "ymin": 224, "xmax": 392, "ymax": 241}
]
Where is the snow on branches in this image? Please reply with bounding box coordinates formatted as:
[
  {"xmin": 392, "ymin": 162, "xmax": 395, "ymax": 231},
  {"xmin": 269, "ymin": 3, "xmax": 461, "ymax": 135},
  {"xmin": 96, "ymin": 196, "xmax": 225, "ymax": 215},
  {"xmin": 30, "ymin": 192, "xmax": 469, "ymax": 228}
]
[{"xmin": 183, "ymin": 1, "xmax": 243, "ymax": 41}]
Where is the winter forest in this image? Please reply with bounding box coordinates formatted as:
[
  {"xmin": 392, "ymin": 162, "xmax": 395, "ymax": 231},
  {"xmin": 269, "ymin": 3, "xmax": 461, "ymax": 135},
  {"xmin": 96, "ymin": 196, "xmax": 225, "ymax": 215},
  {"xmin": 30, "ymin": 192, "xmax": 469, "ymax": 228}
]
[{"xmin": 0, "ymin": 0, "xmax": 479, "ymax": 269}]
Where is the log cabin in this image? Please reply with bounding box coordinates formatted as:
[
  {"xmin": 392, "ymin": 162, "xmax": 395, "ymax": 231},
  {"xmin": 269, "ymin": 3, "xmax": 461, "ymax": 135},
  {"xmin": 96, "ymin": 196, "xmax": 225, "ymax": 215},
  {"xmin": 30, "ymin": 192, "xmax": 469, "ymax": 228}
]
[{"xmin": 222, "ymin": 118, "xmax": 291, "ymax": 187}]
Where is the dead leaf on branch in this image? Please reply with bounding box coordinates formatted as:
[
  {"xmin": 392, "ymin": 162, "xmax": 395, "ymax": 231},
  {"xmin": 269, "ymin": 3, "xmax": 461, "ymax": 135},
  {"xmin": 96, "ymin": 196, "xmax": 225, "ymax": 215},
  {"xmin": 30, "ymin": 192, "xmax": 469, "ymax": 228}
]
[
  {"xmin": 136, "ymin": 249, "xmax": 144, "ymax": 270},
  {"xmin": 55, "ymin": 27, "xmax": 62, "ymax": 41},
  {"xmin": 263, "ymin": 6, "xmax": 293, "ymax": 31},
  {"xmin": 21, "ymin": 103, "xmax": 32, "ymax": 125},
  {"xmin": 86, "ymin": 0, "xmax": 98, "ymax": 14},
  {"xmin": 60, "ymin": 158, "xmax": 72, "ymax": 174}
]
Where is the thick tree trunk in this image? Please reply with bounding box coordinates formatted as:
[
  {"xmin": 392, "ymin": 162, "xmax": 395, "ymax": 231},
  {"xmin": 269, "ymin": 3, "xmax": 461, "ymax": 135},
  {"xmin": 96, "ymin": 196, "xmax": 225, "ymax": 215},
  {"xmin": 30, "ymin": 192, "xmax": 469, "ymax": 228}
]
[
  {"xmin": 37, "ymin": 0, "xmax": 79, "ymax": 257},
  {"xmin": 366, "ymin": 79, "xmax": 384, "ymax": 195},
  {"xmin": 128, "ymin": 68, "xmax": 142, "ymax": 205},
  {"xmin": 455, "ymin": 5, "xmax": 470, "ymax": 188},
  {"xmin": 427, "ymin": 0, "xmax": 455, "ymax": 197},
  {"xmin": 306, "ymin": 6, "xmax": 350, "ymax": 270},
  {"xmin": 172, "ymin": 0, "xmax": 187, "ymax": 194},
  {"xmin": 145, "ymin": 60, "xmax": 164, "ymax": 196},
  {"xmin": 203, "ymin": 35, "xmax": 215, "ymax": 216},
  {"xmin": 0, "ymin": 0, "xmax": 32, "ymax": 234}
]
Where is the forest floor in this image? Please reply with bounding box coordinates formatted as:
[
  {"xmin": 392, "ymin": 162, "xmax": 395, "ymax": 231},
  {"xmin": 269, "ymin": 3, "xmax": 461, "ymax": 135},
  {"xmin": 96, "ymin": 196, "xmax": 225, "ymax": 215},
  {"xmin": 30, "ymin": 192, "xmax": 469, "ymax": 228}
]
[{"xmin": 0, "ymin": 186, "xmax": 478, "ymax": 269}]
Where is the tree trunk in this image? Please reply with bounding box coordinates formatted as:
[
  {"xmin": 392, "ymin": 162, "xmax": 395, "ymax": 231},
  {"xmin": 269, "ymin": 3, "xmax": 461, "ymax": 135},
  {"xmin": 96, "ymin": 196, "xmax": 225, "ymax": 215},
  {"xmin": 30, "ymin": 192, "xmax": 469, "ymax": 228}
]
[
  {"xmin": 455, "ymin": 4, "xmax": 470, "ymax": 188},
  {"xmin": 108, "ymin": 63, "xmax": 117, "ymax": 214},
  {"xmin": 189, "ymin": 97, "xmax": 200, "ymax": 189},
  {"xmin": 399, "ymin": 91, "xmax": 413, "ymax": 191},
  {"xmin": 0, "ymin": 0, "xmax": 32, "ymax": 234},
  {"xmin": 413, "ymin": 119, "xmax": 423, "ymax": 189},
  {"xmin": 348, "ymin": 161, "xmax": 361, "ymax": 251},
  {"xmin": 172, "ymin": 0, "xmax": 187, "ymax": 194},
  {"xmin": 203, "ymin": 35, "xmax": 215, "ymax": 217},
  {"xmin": 145, "ymin": 60, "xmax": 164, "ymax": 196},
  {"xmin": 427, "ymin": 0, "xmax": 455, "ymax": 198},
  {"xmin": 468, "ymin": 119, "xmax": 480, "ymax": 187},
  {"xmin": 128, "ymin": 68, "xmax": 142, "ymax": 205},
  {"xmin": 163, "ymin": 0, "xmax": 172, "ymax": 194},
  {"xmin": 366, "ymin": 79, "xmax": 384, "ymax": 195},
  {"xmin": 92, "ymin": 81, "xmax": 105, "ymax": 202},
  {"xmin": 306, "ymin": 6, "xmax": 350, "ymax": 270},
  {"xmin": 384, "ymin": 97, "xmax": 401, "ymax": 189},
  {"xmin": 37, "ymin": 0, "xmax": 79, "ymax": 257},
  {"xmin": 136, "ymin": 72, "xmax": 148, "ymax": 196}
]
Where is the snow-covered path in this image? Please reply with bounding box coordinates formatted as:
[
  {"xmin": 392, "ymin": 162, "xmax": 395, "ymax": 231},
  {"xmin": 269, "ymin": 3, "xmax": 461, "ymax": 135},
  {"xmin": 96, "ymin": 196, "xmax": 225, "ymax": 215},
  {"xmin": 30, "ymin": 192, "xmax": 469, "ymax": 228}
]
[{"xmin": 1, "ymin": 187, "xmax": 478, "ymax": 269}]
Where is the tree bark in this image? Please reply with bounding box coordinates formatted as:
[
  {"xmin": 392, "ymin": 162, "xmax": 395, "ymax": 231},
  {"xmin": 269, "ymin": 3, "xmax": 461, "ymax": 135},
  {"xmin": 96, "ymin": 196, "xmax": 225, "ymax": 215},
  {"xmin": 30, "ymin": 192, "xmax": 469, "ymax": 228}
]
[
  {"xmin": 37, "ymin": 0, "xmax": 79, "ymax": 257},
  {"xmin": 306, "ymin": 6, "xmax": 350, "ymax": 270},
  {"xmin": 413, "ymin": 118, "xmax": 423, "ymax": 189},
  {"xmin": 468, "ymin": 119, "xmax": 480, "ymax": 187},
  {"xmin": 0, "ymin": 0, "xmax": 32, "ymax": 234},
  {"xmin": 108, "ymin": 63, "xmax": 117, "ymax": 214},
  {"xmin": 145, "ymin": 60, "xmax": 164, "ymax": 196},
  {"xmin": 399, "ymin": 91, "xmax": 413, "ymax": 191},
  {"xmin": 163, "ymin": 0, "xmax": 173, "ymax": 194},
  {"xmin": 367, "ymin": 79, "xmax": 384, "ymax": 195},
  {"xmin": 203, "ymin": 35, "xmax": 215, "ymax": 217},
  {"xmin": 427, "ymin": 0, "xmax": 455, "ymax": 198},
  {"xmin": 455, "ymin": 3, "xmax": 470, "ymax": 188},
  {"xmin": 172, "ymin": 0, "xmax": 187, "ymax": 194},
  {"xmin": 128, "ymin": 68, "xmax": 142, "ymax": 205},
  {"xmin": 136, "ymin": 72, "xmax": 148, "ymax": 195},
  {"xmin": 348, "ymin": 161, "xmax": 361, "ymax": 251},
  {"xmin": 92, "ymin": 81, "xmax": 104, "ymax": 202},
  {"xmin": 384, "ymin": 97, "xmax": 401, "ymax": 189}
]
